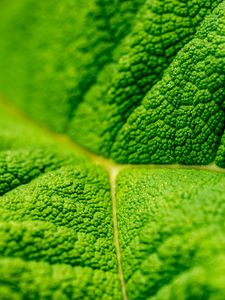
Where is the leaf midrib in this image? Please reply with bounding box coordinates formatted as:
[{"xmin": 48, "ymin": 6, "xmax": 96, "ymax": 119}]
[
  {"xmin": 1, "ymin": 95, "xmax": 224, "ymax": 174},
  {"xmin": 1, "ymin": 95, "xmax": 225, "ymax": 300}
]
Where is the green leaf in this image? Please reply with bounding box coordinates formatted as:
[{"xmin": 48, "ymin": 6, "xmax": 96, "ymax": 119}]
[
  {"xmin": 117, "ymin": 168, "xmax": 225, "ymax": 299},
  {"xmin": 0, "ymin": 1, "xmax": 225, "ymax": 299},
  {"xmin": 0, "ymin": 100, "xmax": 225, "ymax": 299},
  {"xmin": 0, "ymin": 104, "xmax": 120, "ymax": 299}
]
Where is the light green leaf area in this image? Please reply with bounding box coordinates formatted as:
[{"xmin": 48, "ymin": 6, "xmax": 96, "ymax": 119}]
[
  {"xmin": 0, "ymin": 0, "xmax": 225, "ymax": 299},
  {"xmin": 0, "ymin": 104, "xmax": 120, "ymax": 299},
  {"xmin": 117, "ymin": 169, "xmax": 225, "ymax": 299},
  {"xmin": 0, "ymin": 102, "xmax": 225, "ymax": 299}
]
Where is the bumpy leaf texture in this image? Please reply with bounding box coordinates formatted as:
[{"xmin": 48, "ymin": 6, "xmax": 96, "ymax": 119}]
[{"xmin": 0, "ymin": 0, "xmax": 225, "ymax": 299}]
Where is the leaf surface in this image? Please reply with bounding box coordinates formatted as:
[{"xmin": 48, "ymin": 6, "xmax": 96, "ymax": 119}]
[{"xmin": 0, "ymin": 0, "xmax": 225, "ymax": 299}]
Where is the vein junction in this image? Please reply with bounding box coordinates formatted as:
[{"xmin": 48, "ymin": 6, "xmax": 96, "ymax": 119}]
[{"xmin": 1, "ymin": 96, "xmax": 225, "ymax": 300}]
